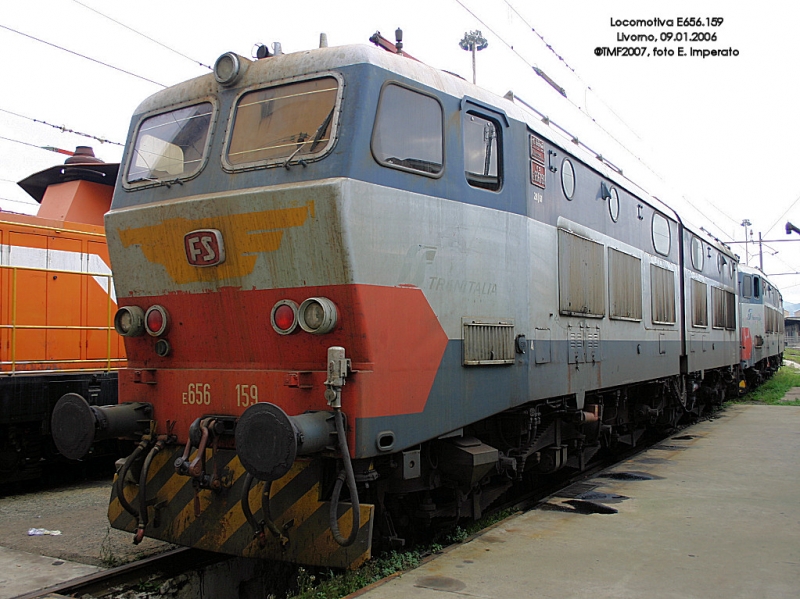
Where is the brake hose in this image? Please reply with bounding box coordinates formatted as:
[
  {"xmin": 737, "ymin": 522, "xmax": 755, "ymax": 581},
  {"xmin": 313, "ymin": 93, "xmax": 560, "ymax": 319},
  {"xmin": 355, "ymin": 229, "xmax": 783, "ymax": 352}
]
[
  {"xmin": 329, "ymin": 407, "xmax": 360, "ymax": 546},
  {"xmin": 115, "ymin": 438, "xmax": 150, "ymax": 519},
  {"xmin": 134, "ymin": 437, "xmax": 166, "ymax": 544},
  {"xmin": 241, "ymin": 473, "xmax": 287, "ymax": 546}
]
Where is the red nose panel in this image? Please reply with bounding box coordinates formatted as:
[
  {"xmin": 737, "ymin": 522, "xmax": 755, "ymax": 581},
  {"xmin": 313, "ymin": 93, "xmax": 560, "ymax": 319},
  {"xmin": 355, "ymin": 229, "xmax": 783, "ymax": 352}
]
[{"xmin": 116, "ymin": 284, "xmax": 449, "ymax": 437}]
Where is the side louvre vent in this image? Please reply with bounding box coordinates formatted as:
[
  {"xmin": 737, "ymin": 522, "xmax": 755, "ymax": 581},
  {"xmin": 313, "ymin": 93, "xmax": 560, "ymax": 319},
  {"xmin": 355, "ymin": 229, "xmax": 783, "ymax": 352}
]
[{"xmin": 462, "ymin": 318, "xmax": 515, "ymax": 366}]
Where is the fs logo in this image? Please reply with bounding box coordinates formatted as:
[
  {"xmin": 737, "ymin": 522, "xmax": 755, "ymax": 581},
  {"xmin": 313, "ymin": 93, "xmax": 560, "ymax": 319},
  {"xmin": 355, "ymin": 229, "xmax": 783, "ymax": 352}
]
[{"xmin": 184, "ymin": 229, "xmax": 225, "ymax": 267}]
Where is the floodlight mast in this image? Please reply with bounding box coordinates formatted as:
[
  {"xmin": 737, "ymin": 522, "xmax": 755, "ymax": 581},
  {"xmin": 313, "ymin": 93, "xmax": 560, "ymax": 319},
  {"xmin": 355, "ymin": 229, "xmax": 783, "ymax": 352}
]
[
  {"xmin": 741, "ymin": 219, "xmax": 751, "ymax": 265},
  {"xmin": 459, "ymin": 30, "xmax": 488, "ymax": 84}
]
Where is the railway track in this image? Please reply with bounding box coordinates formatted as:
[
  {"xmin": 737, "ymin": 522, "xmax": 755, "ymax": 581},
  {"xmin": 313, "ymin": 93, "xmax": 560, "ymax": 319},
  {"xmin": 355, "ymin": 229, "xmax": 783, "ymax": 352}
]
[
  {"xmin": 12, "ymin": 547, "xmax": 226, "ymax": 599},
  {"xmin": 485, "ymin": 416, "xmax": 698, "ymax": 519},
  {"xmin": 12, "ymin": 416, "xmax": 713, "ymax": 599}
]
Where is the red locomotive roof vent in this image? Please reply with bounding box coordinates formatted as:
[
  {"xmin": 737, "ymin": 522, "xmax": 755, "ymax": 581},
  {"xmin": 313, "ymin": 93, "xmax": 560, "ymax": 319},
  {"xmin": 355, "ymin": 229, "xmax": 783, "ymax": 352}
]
[
  {"xmin": 64, "ymin": 146, "xmax": 104, "ymax": 165},
  {"xmin": 18, "ymin": 146, "xmax": 118, "ymax": 226}
]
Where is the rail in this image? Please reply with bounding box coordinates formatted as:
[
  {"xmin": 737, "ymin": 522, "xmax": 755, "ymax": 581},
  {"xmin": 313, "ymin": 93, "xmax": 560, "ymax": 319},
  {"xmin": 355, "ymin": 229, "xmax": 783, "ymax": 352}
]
[
  {"xmin": 0, "ymin": 263, "xmax": 124, "ymax": 374},
  {"xmin": 12, "ymin": 547, "xmax": 227, "ymax": 599}
]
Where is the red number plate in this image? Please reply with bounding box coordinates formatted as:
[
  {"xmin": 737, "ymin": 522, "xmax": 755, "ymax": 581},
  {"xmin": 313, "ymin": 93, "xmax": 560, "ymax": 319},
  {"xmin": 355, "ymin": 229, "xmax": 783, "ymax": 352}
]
[
  {"xmin": 530, "ymin": 135, "xmax": 545, "ymax": 165},
  {"xmin": 531, "ymin": 162, "xmax": 546, "ymax": 189}
]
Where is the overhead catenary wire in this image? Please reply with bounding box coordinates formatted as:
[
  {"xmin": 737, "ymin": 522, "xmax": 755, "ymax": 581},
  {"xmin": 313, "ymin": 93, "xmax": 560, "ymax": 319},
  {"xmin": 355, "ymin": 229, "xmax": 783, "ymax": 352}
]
[
  {"xmin": 70, "ymin": 0, "xmax": 213, "ymax": 71},
  {"xmin": 453, "ymin": 0, "xmax": 763, "ymax": 252},
  {"xmin": 767, "ymin": 253, "xmax": 800, "ymax": 278},
  {"xmin": 0, "ymin": 133, "xmax": 52, "ymax": 151},
  {"xmin": 500, "ymin": 0, "xmax": 641, "ymax": 143},
  {"xmin": 452, "ymin": 1, "xmax": 674, "ymax": 202},
  {"xmin": 0, "ymin": 196, "xmax": 38, "ymax": 207},
  {"xmin": 454, "ymin": 0, "xmax": 800, "ymax": 294},
  {"xmin": 763, "ymin": 191, "xmax": 800, "ymax": 238},
  {"xmin": 454, "ymin": 0, "xmax": 640, "ymax": 151},
  {"xmin": 0, "ymin": 23, "xmax": 166, "ymax": 88},
  {"xmin": 0, "ymin": 107, "xmax": 123, "ymax": 147},
  {"xmin": 707, "ymin": 204, "xmax": 744, "ymax": 230},
  {"xmin": 0, "ymin": 133, "xmax": 91, "ymax": 157}
]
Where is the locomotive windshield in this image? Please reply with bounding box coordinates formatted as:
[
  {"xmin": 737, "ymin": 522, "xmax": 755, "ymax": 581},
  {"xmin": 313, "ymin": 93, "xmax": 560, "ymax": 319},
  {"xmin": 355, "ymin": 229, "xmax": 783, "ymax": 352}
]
[
  {"xmin": 126, "ymin": 103, "xmax": 213, "ymax": 184},
  {"xmin": 226, "ymin": 77, "xmax": 339, "ymax": 167}
]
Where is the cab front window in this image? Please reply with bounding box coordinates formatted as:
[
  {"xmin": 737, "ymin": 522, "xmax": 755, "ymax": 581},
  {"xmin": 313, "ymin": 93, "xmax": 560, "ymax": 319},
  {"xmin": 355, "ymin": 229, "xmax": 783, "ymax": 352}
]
[
  {"xmin": 226, "ymin": 76, "xmax": 339, "ymax": 168},
  {"xmin": 126, "ymin": 103, "xmax": 213, "ymax": 185}
]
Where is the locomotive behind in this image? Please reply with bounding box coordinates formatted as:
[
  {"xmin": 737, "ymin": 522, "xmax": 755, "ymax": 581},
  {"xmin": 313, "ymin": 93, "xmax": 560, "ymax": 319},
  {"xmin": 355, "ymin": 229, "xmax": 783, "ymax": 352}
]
[
  {"xmin": 739, "ymin": 264, "xmax": 784, "ymax": 388},
  {"xmin": 0, "ymin": 149, "xmax": 125, "ymax": 484},
  {"xmin": 55, "ymin": 38, "xmax": 784, "ymax": 568}
]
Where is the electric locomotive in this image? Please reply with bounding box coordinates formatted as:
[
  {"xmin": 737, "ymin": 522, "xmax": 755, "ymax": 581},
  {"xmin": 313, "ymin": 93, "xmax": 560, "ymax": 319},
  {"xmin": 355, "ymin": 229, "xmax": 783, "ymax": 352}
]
[
  {"xmin": 56, "ymin": 37, "xmax": 782, "ymax": 568},
  {"xmin": 738, "ymin": 265, "xmax": 784, "ymax": 389}
]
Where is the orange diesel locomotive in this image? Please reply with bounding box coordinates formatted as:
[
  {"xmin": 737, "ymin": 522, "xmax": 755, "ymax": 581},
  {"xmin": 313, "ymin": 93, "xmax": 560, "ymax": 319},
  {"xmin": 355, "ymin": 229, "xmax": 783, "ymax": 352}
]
[{"xmin": 0, "ymin": 148, "xmax": 126, "ymax": 483}]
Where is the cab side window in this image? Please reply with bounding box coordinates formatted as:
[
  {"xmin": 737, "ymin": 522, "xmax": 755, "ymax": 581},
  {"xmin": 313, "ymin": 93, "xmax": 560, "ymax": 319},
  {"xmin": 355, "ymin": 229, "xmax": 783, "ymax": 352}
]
[
  {"xmin": 463, "ymin": 112, "xmax": 501, "ymax": 190},
  {"xmin": 372, "ymin": 83, "xmax": 443, "ymax": 176},
  {"xmin": 742, "ymin": 275, "xmax": 753, "ymax": 298}
]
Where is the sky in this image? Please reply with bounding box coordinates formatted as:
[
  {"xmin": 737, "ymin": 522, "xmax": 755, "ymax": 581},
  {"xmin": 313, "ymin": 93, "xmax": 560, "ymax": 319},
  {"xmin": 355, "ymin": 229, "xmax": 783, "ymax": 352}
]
[{"xmin": 2, "ymin": 0, "xmax": 800, "ymax": 303}]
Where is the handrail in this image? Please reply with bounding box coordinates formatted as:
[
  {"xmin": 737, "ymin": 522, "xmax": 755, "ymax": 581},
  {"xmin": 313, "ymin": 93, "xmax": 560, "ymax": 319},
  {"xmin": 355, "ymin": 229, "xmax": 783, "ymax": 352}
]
[
  {"xmin": 0, "ymin": 218, "xmax": 106, "ymax": 238},
  {"xmin": 11, "ymin": 267, "xmax": 17, "ymax": 371},
  {"xmin": 0, "ymin": 263, "xmax": 114, "ymax": 277},
  {"xmin": 2, "ymin": 263, "xmax": 123, "ymax": 374}
]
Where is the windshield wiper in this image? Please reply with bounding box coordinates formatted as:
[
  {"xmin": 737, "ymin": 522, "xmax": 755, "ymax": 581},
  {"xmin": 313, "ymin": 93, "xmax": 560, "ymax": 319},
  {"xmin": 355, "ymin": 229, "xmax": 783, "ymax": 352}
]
[
  {"xmin": 283, "ymin": 135, "xmax": 309, "ymax": 169},
  {"xmin": 309, "ymin": 106, "xmax": 335, "ymax": 153},
  {"xmin": 283, "ymin": 107, "xmax": 336, "ymax": 169}
]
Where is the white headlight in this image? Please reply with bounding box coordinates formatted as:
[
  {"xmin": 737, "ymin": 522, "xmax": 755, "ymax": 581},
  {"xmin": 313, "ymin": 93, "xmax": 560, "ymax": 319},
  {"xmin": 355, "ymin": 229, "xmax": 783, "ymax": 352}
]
[
  {"xmin": 298, "ymin": 297, "xmax": 338, "ymax": 334},
  {"xmin": 214, "ymin": 52, "xmax": 242, "ymax": 86},
  {"xmin": 114, "ymin": 306, "xmax": 145, "ymax": 337}
]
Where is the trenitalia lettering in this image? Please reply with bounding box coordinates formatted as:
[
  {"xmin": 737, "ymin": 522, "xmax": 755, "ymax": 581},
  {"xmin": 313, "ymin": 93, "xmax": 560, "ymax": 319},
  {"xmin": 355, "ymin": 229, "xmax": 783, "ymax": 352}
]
[
  {"xmin": 428, "ymin": 277, "xmax": 497, "ymax": 295},
  {"xmin": 610, "ymin": 18, "xmax": 675, "ymax": 27}
]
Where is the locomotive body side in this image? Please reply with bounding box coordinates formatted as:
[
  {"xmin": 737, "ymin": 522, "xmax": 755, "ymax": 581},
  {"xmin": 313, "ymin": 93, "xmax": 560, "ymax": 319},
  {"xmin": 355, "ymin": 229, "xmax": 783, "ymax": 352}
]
[{"xmin": 680, "ymin": 224, "xmax": 740, "ymax": 404}]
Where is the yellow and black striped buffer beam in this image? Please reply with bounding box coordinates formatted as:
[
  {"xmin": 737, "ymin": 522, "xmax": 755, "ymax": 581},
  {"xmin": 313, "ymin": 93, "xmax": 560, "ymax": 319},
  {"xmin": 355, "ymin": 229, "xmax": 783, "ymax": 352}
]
[{"xmin": 109, "ymin": 447, "xmax": 374, "ymax": 569}]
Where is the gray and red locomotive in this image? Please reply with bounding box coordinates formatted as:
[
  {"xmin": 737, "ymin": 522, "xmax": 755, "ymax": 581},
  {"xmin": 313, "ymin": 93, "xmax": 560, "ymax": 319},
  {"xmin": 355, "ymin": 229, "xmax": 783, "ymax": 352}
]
[{"xmin": 53, "ymin": 36, "xmax": 783, "ymax": 568}]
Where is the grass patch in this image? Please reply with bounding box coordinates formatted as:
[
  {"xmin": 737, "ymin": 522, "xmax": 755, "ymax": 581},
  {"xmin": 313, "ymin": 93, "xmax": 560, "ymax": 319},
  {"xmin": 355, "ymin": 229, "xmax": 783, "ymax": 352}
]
[
  {"xmin": 289, "ymin": 550, "xmax": 425, "ymax": 599},
  {"xmin": 783, "ymin": 348, "xmax": 800, "ymax": 363},
  {"xmin": 435, "ymin": 507, "xmax": 517, "ymax": 544},
  {"xmin": 728, "ymin": 365, "xmax": 800, "ymax": 406},
  {"xmin": 288, "ymin": 508, "xmax": 518, "ymax": 599}
]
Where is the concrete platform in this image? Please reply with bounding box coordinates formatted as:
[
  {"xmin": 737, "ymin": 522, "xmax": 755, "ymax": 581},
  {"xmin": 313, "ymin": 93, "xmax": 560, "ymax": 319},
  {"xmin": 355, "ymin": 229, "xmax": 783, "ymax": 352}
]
[
  {"xmin": 356, "ymin": 405, "xmax": 800, "ymax": 599},
  {"xmin": 0, "ymin": 477, "xmax": 170, "ymax": 599},
  {"xmin": 0, "ymin": 546, "xmax": 101, "ymax": 599}
]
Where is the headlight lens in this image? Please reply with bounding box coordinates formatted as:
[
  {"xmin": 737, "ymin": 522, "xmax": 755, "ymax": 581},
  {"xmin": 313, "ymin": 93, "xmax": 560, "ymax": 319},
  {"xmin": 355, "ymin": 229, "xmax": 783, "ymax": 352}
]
[
  {"xmin": 298, "ymin": 297, "xmax": 337, "ymax": 334},
  {"xmin": 114, "ymin": 306, "xmax": 145, "ymax": 337}
]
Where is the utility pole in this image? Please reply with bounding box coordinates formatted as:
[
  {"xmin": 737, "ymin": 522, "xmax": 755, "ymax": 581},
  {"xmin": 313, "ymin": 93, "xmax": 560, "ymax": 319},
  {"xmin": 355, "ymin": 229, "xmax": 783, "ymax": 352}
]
[
  {"xmin": 459, "ymin": 30, "xmax": 488, "ymax": 84},
  {"xmin": 727, "ymin": 228, "xmax": 798, "ymax": 273}
]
